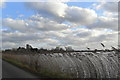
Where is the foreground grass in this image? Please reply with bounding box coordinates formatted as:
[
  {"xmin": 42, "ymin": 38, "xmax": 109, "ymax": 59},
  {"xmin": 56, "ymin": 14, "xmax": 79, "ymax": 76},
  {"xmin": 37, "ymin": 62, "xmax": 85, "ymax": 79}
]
[{"xmin": 2, "ymin": 57, "xmax": 72, "ymax": 78}]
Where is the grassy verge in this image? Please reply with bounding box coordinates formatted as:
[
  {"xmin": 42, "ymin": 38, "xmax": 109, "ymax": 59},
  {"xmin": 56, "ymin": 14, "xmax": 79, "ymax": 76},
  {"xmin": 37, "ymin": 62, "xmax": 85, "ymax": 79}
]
[
  {"xmin": 2, "ymin": 57, "xmax": 72, "ymax": 78},
  {"xmin": 2, "ymin": 57, "xmax": 40, "ymax": 77}
]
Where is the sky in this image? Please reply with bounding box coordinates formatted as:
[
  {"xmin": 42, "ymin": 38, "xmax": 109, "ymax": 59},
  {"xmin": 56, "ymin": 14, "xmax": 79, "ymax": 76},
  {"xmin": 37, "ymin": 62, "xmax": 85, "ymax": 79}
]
[{"xmin": 0, "ymin": 1, "xmax": 119, "ymax": 50}]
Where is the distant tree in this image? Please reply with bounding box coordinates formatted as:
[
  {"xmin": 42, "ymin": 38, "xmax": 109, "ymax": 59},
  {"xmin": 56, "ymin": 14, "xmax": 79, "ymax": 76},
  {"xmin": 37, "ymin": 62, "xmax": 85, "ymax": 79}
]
[
  {"xmin": 17, "ymin": 47, "xmax": 25, "ymax": 51},
  {"xmin": 31, "ymin": 48, "xmax": 38, "ymax": 52},
  {"xmin": 59, "ymin": 48, "xmax": 65, "ymax": 51},
  {"xmin": 65, "ymin": 46, "xmax": 74, "ymax": 51},
  {"xmin": 5, "ymin": 49, "xmax": 11, "ymax": 52},
  {"xmin": 40, "ymin": 48, "xmax": 44, "ymax": 50},
  {"xmin": 39, "ymin": 48, "xmax": 47, "ymax": 51},
  {"xmin": 51, "ymin": 48, "xmax": 55, "ymax": 51},
  {"xmin": 55, "ymin": 46, "xmax": 61, "ymax": 51},
  {"xmin": 12, "ymin": 48, "xmax": 17, "ymax": 51}
]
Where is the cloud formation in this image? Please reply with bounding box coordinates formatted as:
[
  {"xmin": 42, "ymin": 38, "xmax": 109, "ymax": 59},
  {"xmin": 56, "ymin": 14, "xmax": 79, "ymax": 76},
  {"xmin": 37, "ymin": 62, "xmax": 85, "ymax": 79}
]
[
  {"xmin": 88, "ymin": 16, "xmax": 118, "ymax": 30},
  {"xmin": 26, "ymin": 2, "xmax": 97, "ymax": 26},
  {"xmin": 3, "ymin": 15, "xmax": 70, "ymax": 32},
  {"xmin": 65, "ymin": 6, "xmax": 97, "ymax": 25},
  {"xmin": 96, "ymin": 2, "xmax": 118, "ymax": 13},
  {"xmin": 2, "ymin": 2, "xmax": 118, "ymax": 50}
]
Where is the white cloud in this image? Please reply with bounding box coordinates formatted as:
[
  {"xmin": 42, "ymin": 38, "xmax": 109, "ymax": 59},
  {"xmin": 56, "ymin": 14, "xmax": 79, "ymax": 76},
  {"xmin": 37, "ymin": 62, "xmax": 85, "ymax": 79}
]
[
  {"xmin": 26, "ymin": 2, "xmax": 68, "ymax": 18},
  {"xmin": 2, "ymin": 26, "xmax": 118, "ymax": 50},
  {"xmin": 65, "ymin": 6, "xmax": 97, "ymax": 26},
  {"xmin": 57, "ymin": 28, "xmax": 118, "ymax": 49},
  {"xmin": 103, "ymin": 11, "xmax": 118, "ymax": 18},
  {"xmin": 96, "ymin": 2, "xmax": 118, "ymax": 13},
  {"xmin": 3, "ymin": 16, "xmax": 70, "ymax": 32},
  {"xmin": 91, "ymin": 2, "xmax": 118, "ymax": 30},
  {"xmin": 26, "ymin": 2, "xmax": 97, "ymax": 26},
  {"xmin": 88, "ymin": 16, "xmax": 118, "ymax": 30},
  {"xmin": 3, "ymin": 18, "xmax": 30, "ymax": 32},
  {"xmin": 28, "ymin": 16, "xmax": 69, "ymax": 31},
  {"xmin": 2, "ymin": 42, "xmax": 17, "ymax": 49}
]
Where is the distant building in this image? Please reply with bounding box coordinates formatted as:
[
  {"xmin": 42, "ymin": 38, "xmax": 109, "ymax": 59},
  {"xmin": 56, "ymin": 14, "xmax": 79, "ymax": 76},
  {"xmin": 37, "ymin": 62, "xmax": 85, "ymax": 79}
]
[
  {"xmin": 65, "ymin": 46, "xmax": 74, "ymax": 51},
  {"xmin": 26, "ymin": 44, "xmax": 33, "ymax": 50}
]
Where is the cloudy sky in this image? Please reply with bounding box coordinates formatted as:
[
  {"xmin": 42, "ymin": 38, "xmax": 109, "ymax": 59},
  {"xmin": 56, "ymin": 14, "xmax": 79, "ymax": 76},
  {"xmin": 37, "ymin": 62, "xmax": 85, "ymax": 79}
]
[{"xmin": 1, "ymin": 1, "xmax": 118, "ymax": 50}]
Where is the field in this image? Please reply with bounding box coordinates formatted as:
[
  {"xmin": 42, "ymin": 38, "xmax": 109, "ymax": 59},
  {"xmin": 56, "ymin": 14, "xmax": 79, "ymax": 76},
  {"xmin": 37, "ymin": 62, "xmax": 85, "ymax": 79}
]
[{"xmin": 2, "ymin": 49, "xmax": 120, "ymax": 78}]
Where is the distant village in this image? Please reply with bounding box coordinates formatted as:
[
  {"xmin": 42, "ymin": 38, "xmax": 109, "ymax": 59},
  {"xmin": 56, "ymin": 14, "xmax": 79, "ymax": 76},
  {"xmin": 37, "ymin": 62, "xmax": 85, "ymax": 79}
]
[
  {"xmin": 2, "ymin": 44, "xmax": 120, "ymax": 54},
  {"xmin": 3, "ymin": 44, "xmax": 75, "ymax": 54}
]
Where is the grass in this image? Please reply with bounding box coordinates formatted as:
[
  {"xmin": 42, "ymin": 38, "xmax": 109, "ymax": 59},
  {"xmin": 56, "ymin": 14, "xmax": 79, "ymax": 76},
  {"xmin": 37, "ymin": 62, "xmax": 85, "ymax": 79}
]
[
  {"xmin": 2, "ymin": 57, "xmax": 38, "ymax": 76},
  {"xmin": 2, "ymin": 57, "xmax": 72, "ymax": 78}
]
